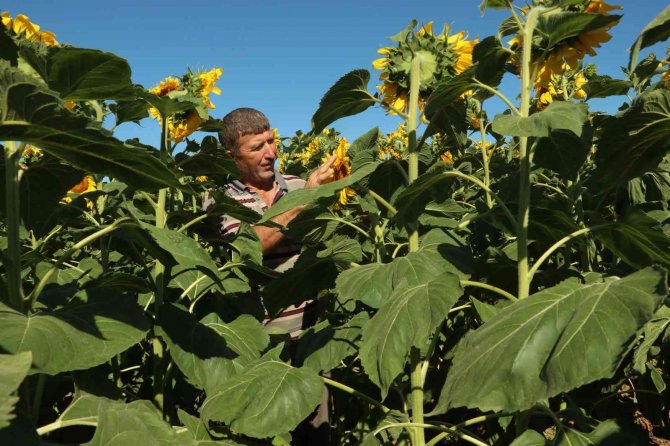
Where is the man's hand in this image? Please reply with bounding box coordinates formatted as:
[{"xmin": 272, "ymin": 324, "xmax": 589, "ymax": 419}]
[{"xmin": 305, "ymin": 154, "xmax": 337, "ymax": 188}]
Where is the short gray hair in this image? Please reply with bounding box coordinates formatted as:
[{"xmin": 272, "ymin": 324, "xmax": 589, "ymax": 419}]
[{"xmin": 218, "ymin": 108, "xmax": 270, "ymax": 154}]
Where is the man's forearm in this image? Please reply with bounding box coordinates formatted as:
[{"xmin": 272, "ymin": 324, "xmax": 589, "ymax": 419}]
[{"xmin": 253, "ymin": 205, "xmax": 303, "ymax": 253}]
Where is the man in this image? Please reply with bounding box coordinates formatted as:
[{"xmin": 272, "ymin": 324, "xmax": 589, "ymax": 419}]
[
  {"xmin": 203, "ymin": 108, "xmax": 334, "ymax": 443},
  {"xmin": 203, "ymin": 107, "xmax": 336, "ymax": 337}
]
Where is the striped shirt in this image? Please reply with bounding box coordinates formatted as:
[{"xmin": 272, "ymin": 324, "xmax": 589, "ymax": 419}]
[{"xmin": 203, "ymin": 171, "xmax": 316, "ymax": 339}]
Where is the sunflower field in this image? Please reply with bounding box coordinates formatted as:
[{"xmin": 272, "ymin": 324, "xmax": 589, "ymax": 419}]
[{"xmin": 2, "ymin": 1, "xmax": 670, "ymax": 444}]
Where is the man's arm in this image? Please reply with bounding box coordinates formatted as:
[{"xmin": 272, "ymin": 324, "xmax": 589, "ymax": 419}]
[{"xmin": 253, "ymin": 155, "xmax": 337, "ymax": 253}]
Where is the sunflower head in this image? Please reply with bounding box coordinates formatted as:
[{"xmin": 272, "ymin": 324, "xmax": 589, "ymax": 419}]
[
  {"xmin": 2, "ymin": 11, "xmax": 59, "ymax": 46},
  {"xmin": 373, "ymin": 21, "xmax": 478, "ymax": 115}
]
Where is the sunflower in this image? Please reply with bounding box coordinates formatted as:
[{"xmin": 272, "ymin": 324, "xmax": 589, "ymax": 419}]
[
  {"xmin": 535, "ymin": 66, "xmax": 588, "ymax": 108},
  {"xmin": 661, "ymin": 48, "xmax": 670, "ymax": 89},
  {"xmin": 195, "ymin": 68, "xmax": 223, "ymax": 109},
  {"xmin": 1, "ymin": 12, "xmax": 58, "ymax": 46},
  {"xmin": 378, "ymin": 123, "xmax": 407, "ymax": 160},
  {"xmin": 323, "ymin": 137, "xmax": 351, "ymax": 180},
  {"xmin": 21, "ymin": 145, "xmax": 43, "ymax": 160},
  {"xmin": 509, "ymin": 0, "xmax": 620, "ymax": 92},
  {"xmin": 64, "ymin": 175, "xmax": 97, "ymax": 207},
  {"xmin": 373, "ymin": 21, "xmax": 478, "ymax": 115},
  {"xmin": 168, "ymin": 111, "xmax": 202, "ymax": 143},
  {"xmin": 440, "ymin": 151, "xmax": 454, "ymax": 165}
]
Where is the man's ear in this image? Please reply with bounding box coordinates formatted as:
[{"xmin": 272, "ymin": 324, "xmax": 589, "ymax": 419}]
[{"xmin": 226, "ymin": 148, "xmax": 233, "ymax": 158}]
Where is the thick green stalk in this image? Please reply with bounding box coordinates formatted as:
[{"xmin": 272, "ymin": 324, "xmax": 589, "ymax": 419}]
[
  {"xmin": 406, "ymin": 54, "xmax": 425, "ymax": 446},
  {"xmin": 4, "ymin": 141, "xmax": 24, "ymax": 311},
  {"xmin": 516, "ymin": 7, "xmax": 545, "ymax": 299},
  {"xmin": 478, "ymin": 124, "xmax": 493, "ymax": 209}
]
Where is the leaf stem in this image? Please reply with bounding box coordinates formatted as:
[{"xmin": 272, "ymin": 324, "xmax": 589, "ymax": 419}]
[
  {"xmin": 375, "ymin": 422, "xmax": 489, "ymax": 446},
  {"xmin": 366, "ymin": 188, "xmax": 398, "ymax": 216},
  {"xmin": 461, "ymin": 280, "xmax": 518, "ymax": 302},
  {"xmin": 473, "ymin": 79, "xmax": 520, "ymax": 116},
  {"xmin": 528, "ymin": 224, "xmax": 614, "ymax": 282},
  {"xmin": 323, "ymin": 377, "xmax": 390, "ymax": 413},
  {"xmin": 26, "ymin": 217, "xmax": 134, "ymax": 307},
  {"xmin": 37, "ymin": 419, "xmax": 98, "ymax": 436}
]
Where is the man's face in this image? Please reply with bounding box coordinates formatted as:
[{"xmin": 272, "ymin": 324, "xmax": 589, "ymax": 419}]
[{"xmin": 230, "ymin": 130, "xmax": 277, "ymax": 186}]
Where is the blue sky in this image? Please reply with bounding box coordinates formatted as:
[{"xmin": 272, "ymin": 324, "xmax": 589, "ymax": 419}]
[{"xmin": 4, "ymin": 0, "xmax": 668, "ymax": 148}]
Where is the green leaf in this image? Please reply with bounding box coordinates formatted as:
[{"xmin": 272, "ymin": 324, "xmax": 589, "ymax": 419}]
[
  {"xmin": 138, "ymin": 88, "xmax": 202, "ymax": 120},
  {"xmin": 201, "ymin": 313, "xmax": 269, "ymax": 365},
  {"xmin": 633, "ymin": 306, "xmax": 670, "ymax": 374},
  {"xmin": 0, "ymin": 64, "xmax": 187, "ymax": 192},
  {"xmin": 110, "ymin": 99, "xmax": 149, "ymax": 126},
  {"xmin": 424, "ymin": 67, "xmax": 477, "ymax": 118},
  {"xmin": 204, "ymin": 190, "xmax": 262, "ymax": 224},
  {"xmin": 538, "ymin": 12, "xmax": 621, "ymax": 49},
  {"xmin": 295, "ymin": 312, "xmax": 369, "ymax": 373},
  {"xmin": 492, "ymin": 102, "xmax": 588, "ymax": 137},
  {"xmin": 311, "ymin": 69, "xmax": 376, "ymax": 134},
  {"xmin": 84, "ymin": 400, "xmax": 185, "ymax": 446},
  {"xmin": 156, "ymin": 304, "xmax": 238, "ymax": 393},
  {"xmin": 554, "ymin": 419, "xmax": 649, "ymax": 445},
  {"xmin": 360, "ymin": 410, "xmax": 410, "ymax": 446},
  {"xmin": 0, "ymin": 352, "xmax": 31, "ymax": 429},
  {"xmin": 46, "ymin": 48, "xmax": 134, "ymax": 100},
  {"xmin": 594, "ymin": 210, "xmax": 670, "ymax": 269},
  {"xmin": 392, "ymin": 164, "xmax": 450, "ymax": 226},
  {"xmin": 336, "ymin": 234, "xmax": 470, "ymax": 309},
  {"xmin": 177, "ymin": 152, "xmax": 240, "ymax": 178},
  {"xmin": 262, "ymin": 236, "xmax": 362, "ymax": 316},
  {"xmin": 0, "ymin": 294, "xmax": 149, "ymax": 375},
  {"xmin": 582, "ymin": 75, "xmax": 632, "ymax": 99},
  {"xmin": 509, "ymin": 430, "xmax": 547, "ymax": 446},
  {"xmin": 83, "ymin": 272, "xmax": 150, "ymax": 293},
  {"xmin": 533, "ymin": 129, "xmax": 590, "ymax": 181},
  {"xmin": 472, "ymin": 36, "xmax": 509, "ymax": 88},
  {"xmin": 201, "ymin": 357, "xmax": 324, "ymax": 438},
  {"xmin": 142, "ymin": 225, "xmax": 218, "ymax": 273},
  {"xmin": 594, "ymin": 89, "xmax": 670, "ymax": 187},
  {"xmin": 0, "ymin": 28, "xmax": 19, "ymax": 66},
  {"xmin": 629, "ymin": 5, "xmax": 670, "ymax": 71},
  {"xmin": 479, "ymin": 0, "xmax": 511, "ymax": 14},
  {"xmin": 348, "ymin": 127, "xmax": 380, "ymax": 173},
  {"xmin": 18, "ymin": 159, "xmax": 84, "ymax": 235},
  {"xmin": 432, "ymin": 267, "xmax": 666, "ymax": 413},
  {"xmin": 360, "ymin": 273, "xmax": 463, "ymax": 397},
  {"xmin": 258, "ymin": 161, "xmax": 379, "ymax": 223}
]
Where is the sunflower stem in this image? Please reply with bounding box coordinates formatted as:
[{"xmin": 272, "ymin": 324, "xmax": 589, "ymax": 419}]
[
  {"xmin": 407, "ymin": 53, "xmax": 425, "ymax": 446},
  {"xmin": 517, "ymin": 6, "xmax": 548, "ymax": 299},
  {"xmin": 4, "ymin": 141, "xmax": 24, "ymax": 312}
]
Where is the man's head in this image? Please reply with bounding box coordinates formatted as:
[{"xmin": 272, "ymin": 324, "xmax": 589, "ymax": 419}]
[{"xmin": 219, "ymin": 108, "xmax": 277, "ymax": 187}]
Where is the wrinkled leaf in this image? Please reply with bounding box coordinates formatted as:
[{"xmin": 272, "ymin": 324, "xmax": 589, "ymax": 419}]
[
  {"xmin": 433, "ymin": 267, "xmax": 666, "ymax": 413},
  {"xmin": 311, "ymin": 69, "xmax": 376, "ymax": 134},
  {"xmin": 360, "ymin": 273, "xmax": 463, "ymax": 397},
  {"xmin": 492, "ymin": 102, "xmax": 588, "ymax": 137}
]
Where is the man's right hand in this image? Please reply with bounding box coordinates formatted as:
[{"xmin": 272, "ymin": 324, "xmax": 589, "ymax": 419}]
[{"xmin": 305, "ymin": 154, "xmax": 338, "ymax": 188}]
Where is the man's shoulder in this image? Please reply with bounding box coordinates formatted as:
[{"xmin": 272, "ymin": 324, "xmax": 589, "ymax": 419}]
[{"xmin": 278, "ymin": 173, "xmax": 306, "ymax": 191}]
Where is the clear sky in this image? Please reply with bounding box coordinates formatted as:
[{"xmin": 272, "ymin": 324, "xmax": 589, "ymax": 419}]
[{"xmin": 3, "ymin": 0, "xmax": 668, "ymax": 148}]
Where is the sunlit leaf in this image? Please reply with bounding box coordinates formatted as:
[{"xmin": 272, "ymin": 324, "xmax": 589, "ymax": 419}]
[
  {"xmin": 492, "ymin": 102, "xmax": 588, "ymax": 137},
  {"xmin": 629, "ymin": 5, "xmax": 670, "ymax": 71},
  {"xmin": 311, "ymin": 69, "xmax": 376, "ymax": 134},
  {"xmin": 201, "ymin": 355, "xmax": 324, "ymax": 438},
  {"xmin": 360, "ymin": 273, "xmax": 463, "ymax": 397},
  {"xmin": 432, "ymin": 267, "xmax": 666, "ymax": 413},
  {"xmin": 0, "ymin": 294, "xmax": 149, "ymax": 375},
  {"xmin": 0, "ymin": 352, "xmax": 31, "ymax": 429}
]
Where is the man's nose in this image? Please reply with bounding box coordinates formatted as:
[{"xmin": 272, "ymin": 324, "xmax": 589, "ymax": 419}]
[{"xmin": 263, "ymin": 143, "xmax": 277, "ymax": 159}]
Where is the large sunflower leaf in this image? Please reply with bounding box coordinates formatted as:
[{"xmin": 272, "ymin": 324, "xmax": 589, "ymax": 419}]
[
  {"xmin": 201, "ymin": 356, "xmax": 324, "ymax": 439},
  {"xmin": 262, "ymin": 236, "xmax": 362, "ymax": 316},
  {"xmin": 360, "ymin": 273, "xmax": 463, "ymax": 398},
  {"xmin": 46, "ymin": 47, "xmax": 134, "ymax": 100},
  {"xmin": 492, "ymin": 102, "xmax": 588, "ymax": 137},
  {"xmin": 629, "ymin": 5, "xmax": 670, "ymax": 71},
  {"xmin": 311, "ymin": 69, "xmax": 376, "ymax": 134},
  {"xmin": 0, "ymin": 352, "xmax": 31, "ymax": 429},
  {"xmin": 0, "ymin": 64, "xmax": 186, "ymax": 191},
  {"xmin": 432, "ymin": 267, "xmax": 666, "ymax": 414},
  {"xmin": 83, "ymin": 400, "xmax": 185, "ymax": 446},
  {"xmin": 594, "ymin": 89, "xmax": 670, "ymax": 188},
  {"xmin": 594, "ymin": 209, "xmax": 670, "ymax": 269},
  {"xmin": 537, "ymin": 12, "xmax": 621, "ymax": 49},
  {"xmin": 0, "ymin": 294, "xmax": 149, "ymax": 375},
  {"xmin": 582, "ymin": 75, "xmax": 632, "ymax": 99},
  {"xmin": 155, "ymin": 304, "xmax": 239, "ymax": 393},
  {"xmin": 295, "ymin": 312, "xmax": 369, "ymax": 373}
]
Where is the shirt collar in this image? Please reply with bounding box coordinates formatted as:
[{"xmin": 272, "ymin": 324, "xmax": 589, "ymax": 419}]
[{"xmin": 228, "ymin": 168, "xmax": 287, "ymax": 194}]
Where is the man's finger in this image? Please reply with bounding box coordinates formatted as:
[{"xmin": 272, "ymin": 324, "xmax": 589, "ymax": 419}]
[{"xmin": 321, "ymin": 154, "xmax": 337, "ymax": 171}]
